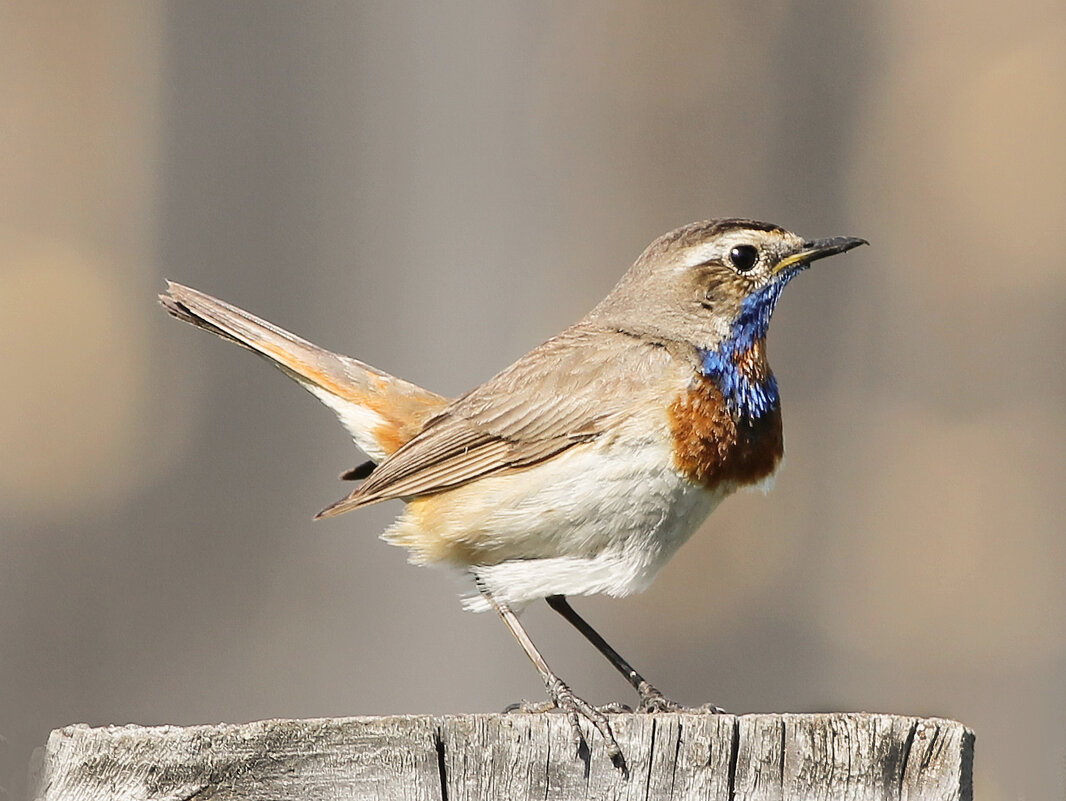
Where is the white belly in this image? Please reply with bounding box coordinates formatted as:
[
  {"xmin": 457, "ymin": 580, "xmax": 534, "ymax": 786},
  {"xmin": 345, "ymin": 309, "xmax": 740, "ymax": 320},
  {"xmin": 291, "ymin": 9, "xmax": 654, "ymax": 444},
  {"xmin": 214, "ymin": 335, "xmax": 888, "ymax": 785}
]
[{"xmin": 384, "ymin": 434, "xmax": 729, "ymax": 611}]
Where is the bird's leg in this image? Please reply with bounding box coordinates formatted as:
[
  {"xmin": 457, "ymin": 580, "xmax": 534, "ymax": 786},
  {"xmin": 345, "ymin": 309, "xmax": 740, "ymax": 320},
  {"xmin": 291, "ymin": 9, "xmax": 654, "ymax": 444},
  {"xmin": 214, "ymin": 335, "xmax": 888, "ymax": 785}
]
[
  {"xmin": 481, "ymin": 586, "xmax": 626, "ymax": 769},
  {"xmin": 546, "ymin": 595, "xmax": 722, "ymax": 713}
]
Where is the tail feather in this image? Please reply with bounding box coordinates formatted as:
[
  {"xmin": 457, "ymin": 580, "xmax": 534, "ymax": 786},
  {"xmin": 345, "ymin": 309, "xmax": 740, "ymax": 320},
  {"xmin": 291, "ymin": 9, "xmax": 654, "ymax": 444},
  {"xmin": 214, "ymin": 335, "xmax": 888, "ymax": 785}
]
[{"xmin": 160, "ymin": 281, "xmax": 450, "ymax": 462}]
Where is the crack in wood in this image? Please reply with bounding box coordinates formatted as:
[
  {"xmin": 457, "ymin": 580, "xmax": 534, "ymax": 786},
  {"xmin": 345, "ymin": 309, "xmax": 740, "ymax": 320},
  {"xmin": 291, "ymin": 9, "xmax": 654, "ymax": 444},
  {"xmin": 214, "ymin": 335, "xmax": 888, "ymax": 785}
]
[
  {"xmin": 727, "ymin": 716, "xmax": 740, "ymax": 801},
  {"xmin": 898, "ymin": 718, "xmax": 917, "ymax": 797},
  {"xmin": 434, "ymin": 726, "xmax": 448, "ymax": 801},
  {"xmin": 29, "ymin": 713, "xmax": 973, "ymax": 800}
]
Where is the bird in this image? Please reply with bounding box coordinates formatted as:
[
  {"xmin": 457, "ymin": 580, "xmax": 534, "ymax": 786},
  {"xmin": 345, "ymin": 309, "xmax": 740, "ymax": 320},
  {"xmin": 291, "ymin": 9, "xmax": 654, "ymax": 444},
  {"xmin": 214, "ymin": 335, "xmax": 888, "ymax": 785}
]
[{"xmin": 160, "ymin": 218, "xmax": 866, "ymax": 768}]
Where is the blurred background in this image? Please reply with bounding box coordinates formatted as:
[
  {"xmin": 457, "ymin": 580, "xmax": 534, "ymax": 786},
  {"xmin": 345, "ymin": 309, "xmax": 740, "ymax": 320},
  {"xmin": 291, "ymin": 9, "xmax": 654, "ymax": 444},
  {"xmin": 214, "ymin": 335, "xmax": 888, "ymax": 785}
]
[{"xmin": 2, "ymin": 2, "xmax": 1064, "ymax": 799}]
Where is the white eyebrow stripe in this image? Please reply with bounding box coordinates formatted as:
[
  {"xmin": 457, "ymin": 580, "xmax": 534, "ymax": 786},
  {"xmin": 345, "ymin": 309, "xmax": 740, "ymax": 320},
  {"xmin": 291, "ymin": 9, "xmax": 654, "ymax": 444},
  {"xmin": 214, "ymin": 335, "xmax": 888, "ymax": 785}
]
[{"xmin": 681, "ymin": 242, "xmax": 724, "ymax": 268}]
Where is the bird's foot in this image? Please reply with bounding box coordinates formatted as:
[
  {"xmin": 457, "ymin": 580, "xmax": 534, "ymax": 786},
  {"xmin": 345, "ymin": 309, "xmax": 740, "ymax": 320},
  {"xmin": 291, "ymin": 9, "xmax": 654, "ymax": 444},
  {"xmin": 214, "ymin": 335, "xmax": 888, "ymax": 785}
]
[
  {"xmin": 505, "ymin": 699, "xmax": 632, "ymax": 714},
  {"xmin": 505, "ymin": 680, "xmax": 627, "ymax": 771},
  {"xmin": 545, "ymin": 677, "xmax": 627, "ymax": 772},
  {"xmin": 637, "ymin": 687, "xmax": 683, "ymax": 713},
  {"xmin": 635, "ymin": 680, "xmax": 686, "ymax": 713},
  {"xmin": 691, "ymin": 701, "xmax": 727, "ymax": 714},
  {"xmin": 636, "ymin": 682, "xmax": 726, "ymax": 714},
  {"xmin": 504, "ymin": 699, "xmax": 555, "ymax": 714}
]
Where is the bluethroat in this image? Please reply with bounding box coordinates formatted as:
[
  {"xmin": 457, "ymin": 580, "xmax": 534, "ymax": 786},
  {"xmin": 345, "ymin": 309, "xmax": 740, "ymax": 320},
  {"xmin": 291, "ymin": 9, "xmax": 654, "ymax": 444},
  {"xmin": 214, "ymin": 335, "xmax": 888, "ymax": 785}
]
[{"xmin": 161, "ymin": 219, "xmax": 866, "ymax": 768}]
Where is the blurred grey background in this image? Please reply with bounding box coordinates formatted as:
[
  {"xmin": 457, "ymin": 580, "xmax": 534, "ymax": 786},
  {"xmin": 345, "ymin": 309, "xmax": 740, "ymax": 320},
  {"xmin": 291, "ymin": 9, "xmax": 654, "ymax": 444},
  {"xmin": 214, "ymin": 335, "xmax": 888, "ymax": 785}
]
[{"xmin": 2, "ymin": 2, "xmax": 1064, "ymax": 799}]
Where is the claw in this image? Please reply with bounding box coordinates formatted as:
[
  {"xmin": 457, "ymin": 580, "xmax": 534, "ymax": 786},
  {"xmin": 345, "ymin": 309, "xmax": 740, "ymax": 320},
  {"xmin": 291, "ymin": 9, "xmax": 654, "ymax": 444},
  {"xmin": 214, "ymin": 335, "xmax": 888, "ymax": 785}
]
[
  {"xmin": 635, "ymin": 681, "xmax": 726, "ymax": 714},
  {"xmin": 635, "ymin": 682, "xmax": 683, "ymax": 713},
  {"xmin": 504, "ymin": 699, "xmax": 556, "ymax": 714},
  {"xmin": 638, "ymin": 694, "xmax": 683, "ymax": 713},
  {"xmin": 693, "ymin": 702, "xmax": 727, "ymax": 714},
  {"xmin": 544, "ymin": 677, "xmax": 627, "ymax": 772}
]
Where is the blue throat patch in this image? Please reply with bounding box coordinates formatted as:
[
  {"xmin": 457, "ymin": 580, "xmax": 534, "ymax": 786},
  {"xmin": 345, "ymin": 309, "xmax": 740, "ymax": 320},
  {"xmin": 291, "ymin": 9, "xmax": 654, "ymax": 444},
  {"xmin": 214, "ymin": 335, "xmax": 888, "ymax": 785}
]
[{"xmin": 699, "ymin": 277, "xmax": 792, "ymax": 419}]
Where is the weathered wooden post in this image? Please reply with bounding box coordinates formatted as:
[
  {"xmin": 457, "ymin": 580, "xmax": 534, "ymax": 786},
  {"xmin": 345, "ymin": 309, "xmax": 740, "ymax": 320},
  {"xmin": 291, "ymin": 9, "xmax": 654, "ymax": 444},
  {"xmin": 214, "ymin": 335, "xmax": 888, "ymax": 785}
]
[{"xmin": 30, "ymin": 712, "xmax": 972, "ymax": 800}]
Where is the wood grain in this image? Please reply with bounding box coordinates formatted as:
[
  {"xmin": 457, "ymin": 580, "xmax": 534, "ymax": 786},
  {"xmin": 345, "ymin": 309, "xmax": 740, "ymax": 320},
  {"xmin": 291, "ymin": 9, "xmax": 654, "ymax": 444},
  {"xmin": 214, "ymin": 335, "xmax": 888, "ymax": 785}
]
[{"xmin": 29, "ymin": 713, "xmax": 973, "ymax": 800}]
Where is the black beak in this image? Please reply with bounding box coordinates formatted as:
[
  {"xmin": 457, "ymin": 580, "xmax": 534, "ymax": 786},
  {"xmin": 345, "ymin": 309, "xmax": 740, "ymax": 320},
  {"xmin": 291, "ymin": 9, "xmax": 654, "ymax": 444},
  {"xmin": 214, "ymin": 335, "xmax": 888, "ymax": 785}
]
[{"xmin": 773, "ymin": 236, "xmax": 868, "ymax": 274}]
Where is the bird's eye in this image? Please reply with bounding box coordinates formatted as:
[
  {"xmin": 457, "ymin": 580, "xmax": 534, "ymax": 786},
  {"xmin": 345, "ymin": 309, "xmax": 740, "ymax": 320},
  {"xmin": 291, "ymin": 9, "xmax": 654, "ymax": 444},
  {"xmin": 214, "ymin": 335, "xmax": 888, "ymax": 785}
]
[{"xmin": 729, "ymin": 245, "xmax": 759, "ymax": 272}]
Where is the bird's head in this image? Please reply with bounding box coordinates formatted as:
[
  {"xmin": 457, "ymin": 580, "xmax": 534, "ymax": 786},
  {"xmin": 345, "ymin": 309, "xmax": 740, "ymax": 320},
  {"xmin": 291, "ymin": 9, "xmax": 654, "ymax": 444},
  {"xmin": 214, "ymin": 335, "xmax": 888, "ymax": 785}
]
[{"xmin": 590, "ymin": 218, "xmax": 867, "ymax": 355}]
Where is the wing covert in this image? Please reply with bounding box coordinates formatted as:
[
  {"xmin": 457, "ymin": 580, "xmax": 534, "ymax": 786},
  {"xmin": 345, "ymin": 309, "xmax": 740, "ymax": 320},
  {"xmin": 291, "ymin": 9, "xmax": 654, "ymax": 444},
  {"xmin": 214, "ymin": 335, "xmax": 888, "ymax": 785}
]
[{"xmin": 315, "ymin": 325, "xmax": 678, "ymax": 519}]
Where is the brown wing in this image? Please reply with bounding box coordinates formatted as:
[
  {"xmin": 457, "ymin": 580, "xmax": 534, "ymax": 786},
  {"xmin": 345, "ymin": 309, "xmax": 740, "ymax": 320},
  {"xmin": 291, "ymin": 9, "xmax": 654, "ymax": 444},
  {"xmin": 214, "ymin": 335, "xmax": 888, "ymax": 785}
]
[{"xmin": 315, "ymin": 325, "xmax": 676, "ymax": 518}]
